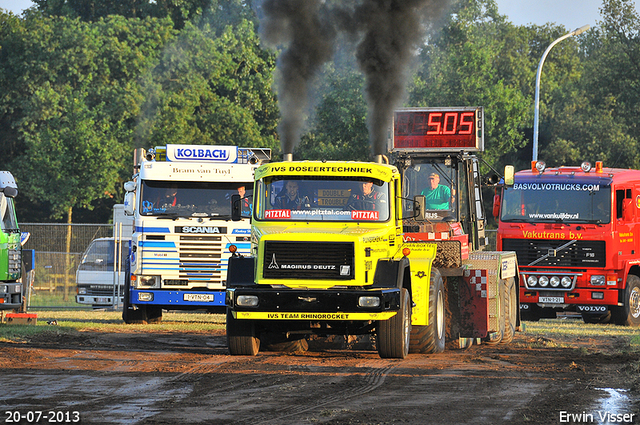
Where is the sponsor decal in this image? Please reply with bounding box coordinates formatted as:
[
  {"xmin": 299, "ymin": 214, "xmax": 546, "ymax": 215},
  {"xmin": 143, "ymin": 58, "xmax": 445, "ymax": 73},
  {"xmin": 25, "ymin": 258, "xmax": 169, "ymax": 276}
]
[
  {"xmin": 265, "ymin": 209, "xmax": 291, "ymax": 219},
  {"xmin": 166, "ymin": 144, "xmax": 238, "ymax": 163},
  {"xmin": 236, "ymin": 311, "xmax": 398, "ymax": 320},
  {"xmin": 177, "ymin": 226, "xmax": 226, "ymax": 234},
  {"xmin": 513, "ymin": 183, "xmax": 601, "ymax": 191},
  {"xmin": 269, "ymin": 165, "xmax": 374, "ymax": 174},
  {"xmin": 351, "ymin": 210, "xmax": 379, "ymax": 220},
  {"xmin": 522, "ymin": 230, "xmax": 585, "ymax": 240}
]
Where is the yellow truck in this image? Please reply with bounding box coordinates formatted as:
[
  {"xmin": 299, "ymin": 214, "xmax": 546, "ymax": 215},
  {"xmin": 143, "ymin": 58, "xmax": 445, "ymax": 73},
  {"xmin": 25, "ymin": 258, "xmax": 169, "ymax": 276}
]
[{"xmin": 225, "ymin": 107, "xmax": 519, "ymax": 358}]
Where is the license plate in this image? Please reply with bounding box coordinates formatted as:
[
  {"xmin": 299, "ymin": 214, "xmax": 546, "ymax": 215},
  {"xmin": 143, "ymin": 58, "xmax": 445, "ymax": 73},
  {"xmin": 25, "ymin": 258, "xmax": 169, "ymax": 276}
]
[
  {"xmin": 184, "ymin": 293, "xmax": 215, "ymax": 302},
  {"xmin": 539, "ymin": 296, "xmax": 564, "ymax": 304},
  {"xmin": 96, "ymin": 297, "xmax": 109, "ymax": 303}
]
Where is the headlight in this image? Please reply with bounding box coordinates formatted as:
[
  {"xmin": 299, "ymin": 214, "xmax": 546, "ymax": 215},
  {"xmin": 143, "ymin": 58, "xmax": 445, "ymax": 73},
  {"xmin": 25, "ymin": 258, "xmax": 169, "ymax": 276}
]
[
  {"xmin": 561, "ymin": 276, "xmax": 573, "ymax": 288},
  {"xmin": 550, "ymin": 276, "xmax": 560, "ymax": 287},
  {"xmin": 138, "ymin": 292, "xmax": 154, "ymax": 302},
  {"xmin": 590, "ymin": 275, "xmax": 606, "ymax": 286},
  {"xmin": 527, "ymin": 276, "xmax": 538, "ymax": 287},
  {"xmin": 236, "ymin": 295, "xmax": 259, "ymax": 307},
  {"xmin": 358, "ymin": 296, "xmax": 381, "ymax": 308},
  {"xmin": 78, "ymin": 288, "xmax": 87, "ymax": 295},
  {"xmin": 538, "ymin": 276, "xmax": 549, "ymax": 287},
  {"xmin": 138, "ymin": 276, "xmax": 157, "ymax": 287}
]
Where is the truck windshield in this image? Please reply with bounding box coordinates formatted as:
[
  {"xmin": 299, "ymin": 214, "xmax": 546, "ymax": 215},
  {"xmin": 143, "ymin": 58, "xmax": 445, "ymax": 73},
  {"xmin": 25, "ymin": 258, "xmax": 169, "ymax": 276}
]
[
  {"xmin": 140, "ymin": 180, "xmax": 252, "ymax": 217},
  {"xmin": 78, "ymin": 239, "xmax": 128, "ymax": 272},
  {"xmin": 501, "ymin": 183, "xmax": 611, "ymax": 223},
  {"xmin": 401, "ymin": 160, "xmax": 457, "ymax": 221},
  {"xmin": 256, "ymin": 176, "xmax": 390, "ymax": 222}
]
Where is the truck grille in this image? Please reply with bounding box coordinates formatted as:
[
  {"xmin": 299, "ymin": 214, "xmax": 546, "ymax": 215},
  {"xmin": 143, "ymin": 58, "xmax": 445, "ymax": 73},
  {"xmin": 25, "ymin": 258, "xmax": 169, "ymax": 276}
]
[
  {"xmin": 263, "ymin": 241, "xmax": 354, "ymax": 279},
  {"xmin": 178, "ymin": 235, "xmax": 223, "ymax": 282},
  {"xmin": 86, "ymin": 285, "xmax": 124, "ymax": 296},
  {"xmin": 502, "ymin": 239, "xmax": 606, "ymax": 268}
]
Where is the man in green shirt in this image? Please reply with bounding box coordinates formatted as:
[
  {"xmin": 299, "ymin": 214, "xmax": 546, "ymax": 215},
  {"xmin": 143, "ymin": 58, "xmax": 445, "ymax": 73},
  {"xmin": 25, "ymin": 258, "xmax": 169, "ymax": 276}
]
[{"xmin": 421, "ymin": 172, "xmax": 451, "ymax": 210}]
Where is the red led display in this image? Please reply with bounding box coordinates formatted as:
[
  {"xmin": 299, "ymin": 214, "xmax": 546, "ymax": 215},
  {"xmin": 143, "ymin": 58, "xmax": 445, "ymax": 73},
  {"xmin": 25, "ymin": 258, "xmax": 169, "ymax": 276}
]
[{"xmin": 393, "ymin": 108, "xmax": 482, "ymax": 151}]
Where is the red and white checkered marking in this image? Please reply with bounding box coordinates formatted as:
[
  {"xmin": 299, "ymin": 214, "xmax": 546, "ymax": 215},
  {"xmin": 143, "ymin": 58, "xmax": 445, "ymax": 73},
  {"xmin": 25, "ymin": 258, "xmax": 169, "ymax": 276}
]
[{"xmin": 464, "ymin": 269, "xmax": 487, "ymax": 298}]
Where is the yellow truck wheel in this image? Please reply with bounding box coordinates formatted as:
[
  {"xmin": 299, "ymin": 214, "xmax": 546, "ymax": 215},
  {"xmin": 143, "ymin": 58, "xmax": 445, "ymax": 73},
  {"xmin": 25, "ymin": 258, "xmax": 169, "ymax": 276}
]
[
  {"xmin": 226, "ymin": 310, "xmax": 260, "ymax": 355},
  {"xmin": 410, "ymin": 270, "xmax": 445, "ymax": 354},
  {"xmin": 377, "ymin": 288, "xmax": 411, "ymax": 359}
]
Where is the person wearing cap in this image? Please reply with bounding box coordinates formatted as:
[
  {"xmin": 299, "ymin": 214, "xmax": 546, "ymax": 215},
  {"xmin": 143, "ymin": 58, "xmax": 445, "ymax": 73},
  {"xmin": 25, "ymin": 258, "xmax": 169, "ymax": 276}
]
[
  {"xmin": 346, "ymin": 181, "xmax": 387, "ymax": 212},
  {"xmin": 421, "ymin": 172, "xmax": 451, "ymax": 210}
]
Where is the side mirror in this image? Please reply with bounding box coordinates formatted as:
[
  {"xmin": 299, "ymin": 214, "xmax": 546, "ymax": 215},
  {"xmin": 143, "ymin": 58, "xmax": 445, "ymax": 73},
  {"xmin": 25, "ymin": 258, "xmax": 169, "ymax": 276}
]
[
  {"xmin": 504, "ymin": 165, "xmax": 515, "ymax": 186},
  {"xmin": 231, "ymin": 194, "xmax": 242, "ymax": 221},
  {"xmin": 123, "ymin": 181, "xmax": 136, "ymax": 192},
  {"xmin": 2, "ymin": 187, "xmax": 17, "ymax": 198},
  {"xmin": 123, "ymin": 192, "xmax": 135, "ymax": 216},
  {"xmin": 492, "ymin": 194, "xmax": 501, "ymax": 219},
  {"xmin": 413, "ymin": 195, "xmax": 425, "ymax": 221}
]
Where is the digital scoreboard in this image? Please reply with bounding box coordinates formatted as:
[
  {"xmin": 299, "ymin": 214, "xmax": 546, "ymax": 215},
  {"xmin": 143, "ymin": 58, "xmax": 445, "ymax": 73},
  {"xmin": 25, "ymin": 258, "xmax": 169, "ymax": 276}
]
[{"xmin": 392, "ymin": 107, "xmax": 483, "ymax": 152}]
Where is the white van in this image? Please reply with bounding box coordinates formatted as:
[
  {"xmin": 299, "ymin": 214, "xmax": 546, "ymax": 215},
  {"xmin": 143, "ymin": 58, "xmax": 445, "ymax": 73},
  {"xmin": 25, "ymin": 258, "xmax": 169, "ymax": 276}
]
[
  {"xmin": 75, "ymin": 237, "xmax": 128, "ymax": 308},
  {"xmin": 75, "ymin": 204, "xmax": 133, "ymax": 308}
]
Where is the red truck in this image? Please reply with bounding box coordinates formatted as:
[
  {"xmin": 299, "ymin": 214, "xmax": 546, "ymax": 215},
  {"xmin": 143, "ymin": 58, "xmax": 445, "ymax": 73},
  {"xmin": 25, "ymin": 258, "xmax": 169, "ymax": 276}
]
[{"xmin": 495, "ymin": 160, "xmax": 640, "ymax": 325}]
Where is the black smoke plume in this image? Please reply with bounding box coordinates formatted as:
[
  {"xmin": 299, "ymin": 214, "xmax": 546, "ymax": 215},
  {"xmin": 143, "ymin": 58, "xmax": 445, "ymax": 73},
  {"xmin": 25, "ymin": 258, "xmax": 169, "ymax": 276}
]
[{"xmin": 258, "ymin": 0, "xmax": 451, "ymax": 157}]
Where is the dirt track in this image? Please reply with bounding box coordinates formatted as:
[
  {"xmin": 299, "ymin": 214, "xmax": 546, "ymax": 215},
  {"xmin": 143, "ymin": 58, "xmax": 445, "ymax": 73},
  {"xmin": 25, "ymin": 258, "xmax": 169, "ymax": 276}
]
[{"xmin": 0, "ymin": 324, "xmax": 638, "ymax": 425}]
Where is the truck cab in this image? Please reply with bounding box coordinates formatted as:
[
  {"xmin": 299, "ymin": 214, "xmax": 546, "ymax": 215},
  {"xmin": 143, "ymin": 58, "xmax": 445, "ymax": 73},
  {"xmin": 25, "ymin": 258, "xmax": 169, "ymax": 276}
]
[
  {"xmin": 0, "ymin": 171, "xmax": 22, "ymax": 310},
  {"xmin": 496, "ymin": 160, "xmax": 640, "ymax": 325}
]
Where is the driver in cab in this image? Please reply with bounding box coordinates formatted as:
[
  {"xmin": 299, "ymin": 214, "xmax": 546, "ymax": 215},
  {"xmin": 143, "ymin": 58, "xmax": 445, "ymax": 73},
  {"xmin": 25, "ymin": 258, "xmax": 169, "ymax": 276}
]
[{"xmin": 346, "ymin": 181, "xmax": 386, "ymax": 211}]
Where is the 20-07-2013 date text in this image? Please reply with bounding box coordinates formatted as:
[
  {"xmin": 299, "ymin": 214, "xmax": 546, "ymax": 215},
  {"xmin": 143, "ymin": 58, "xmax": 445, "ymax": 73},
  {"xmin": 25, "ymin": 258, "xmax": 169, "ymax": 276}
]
[{"xmin": 4, "ymin": 411, "xmax": 80, "ymax": 423}]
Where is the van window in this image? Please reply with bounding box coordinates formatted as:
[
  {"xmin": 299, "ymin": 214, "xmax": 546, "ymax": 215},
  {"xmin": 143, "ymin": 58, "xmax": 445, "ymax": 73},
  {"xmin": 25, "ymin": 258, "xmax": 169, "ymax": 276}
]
[{"xmin": 78, "ymin": 240, "xmax": 127, "ymax": 272}]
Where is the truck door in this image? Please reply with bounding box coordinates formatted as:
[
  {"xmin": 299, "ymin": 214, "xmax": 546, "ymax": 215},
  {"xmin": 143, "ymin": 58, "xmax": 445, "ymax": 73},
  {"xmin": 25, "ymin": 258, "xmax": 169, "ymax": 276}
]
[
  {"xmin": 615, "ymin": 187, "xmax": 635, "ymax": 267},
  {"xmin": 462, "ymin": 158, "xmax": 486, "ymax": 251}
]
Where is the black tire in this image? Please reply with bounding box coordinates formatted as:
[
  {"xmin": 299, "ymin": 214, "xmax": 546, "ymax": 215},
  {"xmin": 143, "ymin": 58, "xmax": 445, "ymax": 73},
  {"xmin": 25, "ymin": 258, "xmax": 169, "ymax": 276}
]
[
  {"xmin": 146, "ymin": 306, "xmax": 163, "ymax": 324},
  {"xmin": 582, "ymin": 311, "xmax": 611, "ymax": 324},
  {"xmin": 612, "ymin": 274, "xmax": 640, "ymax": 326},
  {"xmin": 378, "ymin": 288, "xmax": 411, "ymax": 359},
  {"xmin": 500, "ymin": 278, "xmax": 517, "ymax": 344},
  {"xmin": 410, "ymin": 270, "xmax": 445, "ymax": 354},
  {"xmin": 520, "ymin": 304, "xmax": 541, "ymax": 322},
  {"xmin": 122, "ymin": 259, "xmax": 147, "ymax": 324},
  {"xmin": 226, "ymin": 310, "xmax": 260, "ymax": 355}
]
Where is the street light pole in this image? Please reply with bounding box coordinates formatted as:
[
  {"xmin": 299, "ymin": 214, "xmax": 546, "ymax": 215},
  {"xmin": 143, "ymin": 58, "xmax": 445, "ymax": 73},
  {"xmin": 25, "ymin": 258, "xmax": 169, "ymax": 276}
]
[{"xmin": 532, "ymin": 24, "xmax": 591, "ymax": 162}]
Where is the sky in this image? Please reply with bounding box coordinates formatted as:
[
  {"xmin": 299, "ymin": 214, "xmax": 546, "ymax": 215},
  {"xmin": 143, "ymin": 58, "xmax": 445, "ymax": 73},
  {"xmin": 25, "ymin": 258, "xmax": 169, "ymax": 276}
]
[{"xmin": 0, "ymin": 0, "xmax": 639, "ymax": 31}]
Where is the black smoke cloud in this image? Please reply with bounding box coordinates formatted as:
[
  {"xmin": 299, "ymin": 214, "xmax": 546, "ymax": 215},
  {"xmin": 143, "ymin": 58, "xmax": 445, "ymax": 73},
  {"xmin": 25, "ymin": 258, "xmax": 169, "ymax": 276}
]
[{"xmin": 258, "ymin": 0, "xmax": 451, "ymax": 156}]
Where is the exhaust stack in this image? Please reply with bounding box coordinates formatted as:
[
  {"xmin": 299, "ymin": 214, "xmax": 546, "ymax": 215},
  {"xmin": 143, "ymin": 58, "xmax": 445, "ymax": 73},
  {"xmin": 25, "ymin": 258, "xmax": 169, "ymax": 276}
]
[
  {"xmin": 375, "ymin": 154, "xmax": 383, "ymax": 164},
  {"xmin": 284, "ymin": 153, "xmax": 293, "ymax": 162}
]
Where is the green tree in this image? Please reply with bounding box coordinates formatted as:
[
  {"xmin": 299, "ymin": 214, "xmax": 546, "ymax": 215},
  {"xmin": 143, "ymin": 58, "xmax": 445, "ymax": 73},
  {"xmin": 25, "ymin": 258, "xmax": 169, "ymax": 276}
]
[
  {"xmin": 408, "ymin": 0, "xmax": 532, "ymax": 170},
  {"xmin": 138, "ymin": 18, "xmax": 279, "ymax": 151},
  {"xmin": 296, "ymin": 65, "xmax": 370, "ymax": 161},
  {"xmin": 31, "ymin": 0, "xmax": 258, "ymax": 30},
  {"xmin": 552, "ymin": 0, "xmax": 640, "ymax": 169},
  {"xmin": 0, "ymin": 14, "xmax": 175, "ymax": 223}
]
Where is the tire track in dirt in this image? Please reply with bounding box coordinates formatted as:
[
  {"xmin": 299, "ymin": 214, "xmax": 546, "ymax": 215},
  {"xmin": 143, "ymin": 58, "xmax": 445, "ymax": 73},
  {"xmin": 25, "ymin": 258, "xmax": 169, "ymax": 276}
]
[{"xmin": 247, "ymin": 359, "xmax": 398, "ymax": 424}]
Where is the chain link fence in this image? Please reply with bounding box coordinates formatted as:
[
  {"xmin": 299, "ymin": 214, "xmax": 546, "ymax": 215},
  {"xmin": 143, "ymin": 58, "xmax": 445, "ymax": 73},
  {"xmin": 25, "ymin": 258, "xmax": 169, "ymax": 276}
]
[{"xmin": 20, "ymin": 223, "xmax": 113, "ymax": 309}]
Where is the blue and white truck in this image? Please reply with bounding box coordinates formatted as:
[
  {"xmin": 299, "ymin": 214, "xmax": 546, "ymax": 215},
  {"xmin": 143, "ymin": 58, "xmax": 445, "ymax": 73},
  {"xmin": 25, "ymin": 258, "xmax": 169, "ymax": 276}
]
[{"xmin": 122, "ymin": 144, "xmax": 270, "ymax": 323}]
